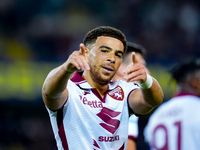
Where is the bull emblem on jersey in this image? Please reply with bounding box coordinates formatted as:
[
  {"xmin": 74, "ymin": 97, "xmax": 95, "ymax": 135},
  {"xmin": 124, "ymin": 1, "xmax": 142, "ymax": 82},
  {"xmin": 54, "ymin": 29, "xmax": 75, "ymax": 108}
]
[
  {"xmin": 115, "ymin": 93, "xmax": 122, "ymax": 99},
  {"xmin": 108, "ymin": 85, "xmax": 124, "ymax": 101}
]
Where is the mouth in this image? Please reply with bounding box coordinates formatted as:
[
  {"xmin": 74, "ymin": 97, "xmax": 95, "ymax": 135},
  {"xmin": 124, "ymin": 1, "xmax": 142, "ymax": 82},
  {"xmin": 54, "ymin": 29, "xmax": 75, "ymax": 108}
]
[
  {"xmin": 102, "ymin": 66, "xmax": 114, "ymax": 71},
  {"xmin": 102, "ymin": 66, "xmax": 114, "ymax": 74}
]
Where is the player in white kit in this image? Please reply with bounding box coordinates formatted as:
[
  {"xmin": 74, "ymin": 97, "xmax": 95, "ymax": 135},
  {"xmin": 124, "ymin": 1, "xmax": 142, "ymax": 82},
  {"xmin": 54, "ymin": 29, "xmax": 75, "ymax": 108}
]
[
  {"xmin": 42, "ymin": 26, "xmax": 163, "ymax": 150},
  {"xmin": 144, "ymin": 57, "xmax": 200, "ymax": 150}
]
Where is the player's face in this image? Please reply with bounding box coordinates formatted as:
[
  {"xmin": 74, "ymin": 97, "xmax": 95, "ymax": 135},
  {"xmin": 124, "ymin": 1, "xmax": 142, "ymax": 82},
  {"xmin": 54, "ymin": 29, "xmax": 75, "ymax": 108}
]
[{"xmin": 88, "ymin": 36, "xmax": 124, "ymax": 85}]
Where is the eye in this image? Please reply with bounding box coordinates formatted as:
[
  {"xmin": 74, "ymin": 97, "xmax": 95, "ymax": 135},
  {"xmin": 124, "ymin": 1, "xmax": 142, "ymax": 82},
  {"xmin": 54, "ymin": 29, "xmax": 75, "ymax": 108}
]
[
  {"xmin": 101, "ymin": 50, "xmax": 108, "ymax": 53},
  {"xmin": 115, "ymin": 53, "xmax": 122, "ymax": 58}
]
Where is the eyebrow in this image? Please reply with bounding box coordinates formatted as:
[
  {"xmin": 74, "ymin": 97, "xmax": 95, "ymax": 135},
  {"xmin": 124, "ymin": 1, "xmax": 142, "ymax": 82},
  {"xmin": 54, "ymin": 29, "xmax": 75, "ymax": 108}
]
[
  {"xmin": 99, "ymin": 45, "xmax": 112, "ymax": 50},
  {"xmin": 99, "ymin": 45, "xmax": 124, "ymax": 55}
]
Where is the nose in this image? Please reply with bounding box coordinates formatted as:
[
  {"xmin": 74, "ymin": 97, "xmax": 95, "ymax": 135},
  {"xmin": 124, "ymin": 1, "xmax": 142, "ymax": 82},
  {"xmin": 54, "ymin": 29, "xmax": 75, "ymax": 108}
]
[{"xmin": 107, "ymin": 53, "xmax": 115, "ymax": 63}]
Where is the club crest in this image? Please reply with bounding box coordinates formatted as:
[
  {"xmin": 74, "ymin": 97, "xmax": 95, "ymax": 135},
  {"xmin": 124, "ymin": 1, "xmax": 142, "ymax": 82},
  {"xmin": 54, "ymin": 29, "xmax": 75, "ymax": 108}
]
[{"xmin": 108, "ymin": 86, "xmax": 124, "ymax": 101}]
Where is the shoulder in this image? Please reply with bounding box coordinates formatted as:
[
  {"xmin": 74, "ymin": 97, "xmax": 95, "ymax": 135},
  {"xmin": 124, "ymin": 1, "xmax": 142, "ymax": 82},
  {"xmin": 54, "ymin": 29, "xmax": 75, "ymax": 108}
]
[
  {"xmin": 170, "ymin": 95, "xmax": 200, "ymax": 107},
  {"xmin": 112, "ymin": 80, "xmax": 139, "ymax": 89}
]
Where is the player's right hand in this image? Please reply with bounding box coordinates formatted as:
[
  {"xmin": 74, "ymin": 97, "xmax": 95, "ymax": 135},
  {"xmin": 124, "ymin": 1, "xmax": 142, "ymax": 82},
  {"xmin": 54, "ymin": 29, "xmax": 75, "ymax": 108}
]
[{"xmin": 64, "ymin": 43, "xmax": 90, "ymax": 73}]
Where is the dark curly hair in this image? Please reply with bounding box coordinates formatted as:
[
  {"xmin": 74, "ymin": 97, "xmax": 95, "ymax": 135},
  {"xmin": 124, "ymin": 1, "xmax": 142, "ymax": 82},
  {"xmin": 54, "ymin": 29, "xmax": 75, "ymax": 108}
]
[
  {"xmin": 169, "ymin": 57, "xmax": 200, "ymax": 83},
  {"xmin": 83, "ymin": 26, "xmax": 127, "ymax": 52}
]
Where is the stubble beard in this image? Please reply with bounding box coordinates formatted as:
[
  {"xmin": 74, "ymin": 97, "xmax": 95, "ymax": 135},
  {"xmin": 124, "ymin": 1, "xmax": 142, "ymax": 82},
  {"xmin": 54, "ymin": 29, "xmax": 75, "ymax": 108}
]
[{"xmin": 90, "ymin": 64, "xmax": 112, "ymax": 86}]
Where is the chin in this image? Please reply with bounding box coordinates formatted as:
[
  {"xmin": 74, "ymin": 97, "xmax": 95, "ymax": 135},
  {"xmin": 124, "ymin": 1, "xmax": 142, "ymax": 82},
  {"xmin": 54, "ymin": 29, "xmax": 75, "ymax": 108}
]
[{"xmin": 98, "ymin": 76, "xmax": 112, "ymax": 85}]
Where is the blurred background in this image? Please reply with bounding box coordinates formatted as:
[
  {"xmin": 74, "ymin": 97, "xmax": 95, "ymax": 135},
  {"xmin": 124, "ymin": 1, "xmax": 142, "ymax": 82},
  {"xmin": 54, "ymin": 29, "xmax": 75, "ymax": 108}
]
[{"xmin": 0, "ymin": 0, "xmax": 200, "ymax": 149}]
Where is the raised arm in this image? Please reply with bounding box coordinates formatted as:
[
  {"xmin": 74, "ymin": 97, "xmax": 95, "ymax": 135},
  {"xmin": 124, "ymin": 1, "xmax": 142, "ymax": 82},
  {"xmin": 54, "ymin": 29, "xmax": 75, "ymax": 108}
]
[
  {"xmin": 125, "ymin": 52, "xmax": 163, "ymax": 115},
  {"xmin": 42, "ymin": 44, "xmax": 90, "ymax": 110}
]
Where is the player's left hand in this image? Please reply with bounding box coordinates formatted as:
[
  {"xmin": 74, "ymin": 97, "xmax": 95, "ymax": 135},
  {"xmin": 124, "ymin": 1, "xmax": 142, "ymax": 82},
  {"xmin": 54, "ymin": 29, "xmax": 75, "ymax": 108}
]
[{"xmin": 124, "ymin": 52, "xmax": 147, "ymax": 83}]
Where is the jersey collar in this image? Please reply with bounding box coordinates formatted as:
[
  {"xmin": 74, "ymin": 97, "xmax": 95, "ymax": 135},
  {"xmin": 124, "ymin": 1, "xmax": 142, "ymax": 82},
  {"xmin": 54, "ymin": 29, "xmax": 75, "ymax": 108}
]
[
  {"xmin": 70, "ymin": 71, "xmax": 118, "ymax": 90},
  {"xmin": 173, "ymin": 92, "xmax": 196, "ymax": 97}
]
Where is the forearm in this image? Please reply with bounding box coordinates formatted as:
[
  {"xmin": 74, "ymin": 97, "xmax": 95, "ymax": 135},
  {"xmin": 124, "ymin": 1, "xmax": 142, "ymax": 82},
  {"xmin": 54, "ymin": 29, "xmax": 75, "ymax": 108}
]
[
  {"xmin": 42, "ymin": 63, "xmax": 72, "ymax": 100},
  {"xmin": 129, "ymin": 77, "xmax": 163, "ymax": 115},
  {"xmin": 140, "ymin": 77, "xmax": 164, "ymax": 107},
  {"xmin": 42, "ymin": 44, "xmax": 89, "ymax": 110}
]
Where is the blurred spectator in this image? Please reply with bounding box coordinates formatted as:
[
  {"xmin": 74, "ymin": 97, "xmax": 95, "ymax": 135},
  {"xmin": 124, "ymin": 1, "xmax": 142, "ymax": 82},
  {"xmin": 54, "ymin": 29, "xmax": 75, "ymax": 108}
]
[{"xmin": 0, "ymin": 0, "xmax": 199, "ymax": 63}]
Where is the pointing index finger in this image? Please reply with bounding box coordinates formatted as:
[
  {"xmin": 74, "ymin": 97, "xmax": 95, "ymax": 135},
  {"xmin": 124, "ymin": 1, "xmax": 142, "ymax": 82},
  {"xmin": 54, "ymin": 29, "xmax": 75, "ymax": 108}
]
[
  {"xmin": 132, "ymin": 52, "xmax": 138, "ymax": 64},
  {"xmin": 79, "ymin": 43, "xmax": 86, "ymax": 56},
  {"xmin": 79, "ymin": 43, "xmax": 90, "ymax": 70}
]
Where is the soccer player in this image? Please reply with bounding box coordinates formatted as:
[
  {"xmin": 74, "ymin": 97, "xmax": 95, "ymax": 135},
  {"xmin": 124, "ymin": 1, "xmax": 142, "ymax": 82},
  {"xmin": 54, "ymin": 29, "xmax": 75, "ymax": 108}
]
[
  {"xmin": 144, "ymin": 57, "xmax": 200, "ymax": 150},
  {"xmin": 112, "ymin": 42, "xmax": 150, "ymax": 150},
  {"xmin": 42, "ymin": 26, "xmax": 163, "ymax": 150}
]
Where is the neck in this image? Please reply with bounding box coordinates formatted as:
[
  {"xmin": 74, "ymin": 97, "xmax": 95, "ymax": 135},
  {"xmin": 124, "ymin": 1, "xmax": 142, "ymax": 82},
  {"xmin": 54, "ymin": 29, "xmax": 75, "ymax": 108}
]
[
  {"xmin": 177, "ymin": 85, "xmax": 196, "ymax": 96},
  {"xmin": 82, "ymin": 70, "xmax": 109, "ymax": 96},
  {"xmin": 112, "ymin": 74, "xmax": 123, "ymax": 81}
]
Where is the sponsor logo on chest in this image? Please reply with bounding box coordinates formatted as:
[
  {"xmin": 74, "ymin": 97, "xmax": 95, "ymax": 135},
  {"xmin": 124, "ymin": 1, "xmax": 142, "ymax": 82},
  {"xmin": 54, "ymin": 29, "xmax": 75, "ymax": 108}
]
[{"xmin": 79, "ymin": 92, "xmax": 103, "ymax": 108}]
